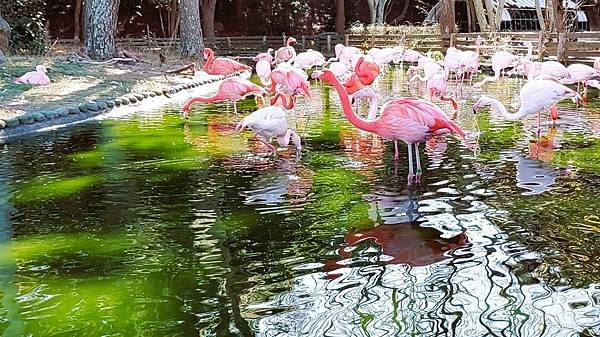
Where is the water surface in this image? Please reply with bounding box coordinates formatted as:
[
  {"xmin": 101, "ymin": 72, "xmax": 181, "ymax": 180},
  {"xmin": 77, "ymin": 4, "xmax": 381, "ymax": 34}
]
[{"xmin": 0, "ymin": 72, "xmax": 599, "ymax": 336}]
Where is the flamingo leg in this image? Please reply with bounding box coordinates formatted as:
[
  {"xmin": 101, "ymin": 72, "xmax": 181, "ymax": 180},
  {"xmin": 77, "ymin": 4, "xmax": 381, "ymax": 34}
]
[
  {"xmin": 394, "ymin": 141, "xmax": 400, "ymax": 161},
  {"xmin": 302, "ymin": 97, "xmax": 312, "ymax": 138},
  {"xmin": 255, "ymin": 135, "xmax": 277, "ymax": 153},
  {"xmin": 233, "ymin": 100, "xmax": 238, "ymax": 114},
  {"xmin": 537, "ymin": 111, "xmax": 541, "ymax": 138},
  {"xmin": 407, "ymin": 143, "xmax": 414, "ymax": 185},
  {"xmin": 583, "ymin": 82, "xmax": 588, "ymax": 101},
  {"xmin": 414, "ymin": 143, "xmax": 422, "ymax": 184}
]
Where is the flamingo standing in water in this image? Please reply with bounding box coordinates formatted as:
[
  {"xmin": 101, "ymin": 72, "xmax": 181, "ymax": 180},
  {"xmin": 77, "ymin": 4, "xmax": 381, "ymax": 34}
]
[
  {"xmin": 235, "ymin": 104, "xmax": 302, "ymax": 155},
  {"xmin": 182, "ymin": 77, "xmax": 267, "ymax": 117},
  {"xmin": 275, "ymin": 37, "xmax": 297, "ymax": 64},
  {"xmin": 561, "ymin": 63, "xmax": 600, "ymax": 99},
  {"xmin": 354, "ymin": 56, "xmax": 381, "ymax": 86},
  {"xmin": 472, "ymin": 79, "xmax": 579, "ymax": 132},
  {"xmin": 313, "ymin": 70, "xmax": 465, "ymax": 183},
  {"xmin": 14, "ymin": 65, "xmax": 50, "ymax": 85},
  {"xmin": 457, "ymin": 36, "xmax": 483, "ymax": 88},
  {"xmin": 203, "ymin": 48, "xmax": 251, "ymax": 75}
]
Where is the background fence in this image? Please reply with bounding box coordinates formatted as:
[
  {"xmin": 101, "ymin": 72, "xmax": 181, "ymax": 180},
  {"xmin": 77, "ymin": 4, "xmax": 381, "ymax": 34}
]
[{"xmin": 55, "ymin": 31, "xmax": 600, "ymax": 64}]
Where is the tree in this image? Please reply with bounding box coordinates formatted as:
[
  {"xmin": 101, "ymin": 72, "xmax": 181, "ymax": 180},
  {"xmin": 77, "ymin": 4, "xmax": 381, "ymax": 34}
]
[
  {"xmin": 74, "ymin": 0, "xmax": 83, "ymax": 41},
  {"xmin": 365, "ymin": 0, "xmax": 393, "ymax": 24},
  {"xmin": 552, "ymin": 0, "xmax": 567, "ymax": 61},
  {"xmin": 335, "ymin": 0, "xmax": 345, "ymax": 34},
  {"xmin": 495, "ymin": 0, "xmax": 507, "ymax": 29},
  {"xmin": 582, "ymin": 0, "xmax": 600, "ymax": 31},
  {"xmin": 0, "ymin": 13, "xmax": 10, "ymax": 53},
  {"xmin": 84, "ymin": 0, "xmax": 120, "ymax": 60},
  {"xmin": 179, "ymin": 0, "xmax": 204, "ymax": 57},
  {"xmin": 202, "ymin": 0, "xmax": 217, "ymax": 39},
  {"xmin": 472, "ymin": 0, "xmax": 489, "ymax": 31},
  {"xmin": 484, "ymin": 0, "xmax": 497, "ymax": 30},
  {"xmin": 439, "ymin": 0, "xmax": 456, "ymax": 34},
  {"xmin": 535, "ymin": 0, "xmax": 546, "ymax": 32}
]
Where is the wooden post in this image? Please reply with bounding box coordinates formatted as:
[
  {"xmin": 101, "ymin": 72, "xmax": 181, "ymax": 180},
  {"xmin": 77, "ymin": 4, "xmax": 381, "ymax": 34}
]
[
  {"xmin": 557, "ymin": 32, "xmax": 567, "ymax": 62},
  {"xmin": 537, "ymin": 31, "xmax": 545, "ymax": 60},
  {"xmin": 327, "ymin": 35, "xmax": 331, "ymax": 53},
  {"xmin": 301, "ymin": 36, "xmax": 305, "ymax": 51},
  {"xmin": 345, "ymin": 34, "xmax": 349, "ymax": 46},
  {"xmin": 282, "ymin": 34, "xmax": 286, "ymax": 46},
  {"xmin": 262, "ymin": 35, "xmax": 266, "ymax": 48},
  {"xmin": 227, "ymin": 36, "xmax": 231, "ymax": 50}
]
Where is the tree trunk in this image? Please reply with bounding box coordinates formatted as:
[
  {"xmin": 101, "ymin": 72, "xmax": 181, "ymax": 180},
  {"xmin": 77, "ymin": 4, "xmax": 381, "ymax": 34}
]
[
  {"xmin": 366, "ymin": 0, "xmax": 377, "ymax": 24},
  {"xmin": 535, "ymin": 0, "xmax": 546, "ymax": 32},
  {"xmin": 84, "ymin": 0, "xmax": 120, "ymax": 60},
  {"xmin": 179, "ymin": 0, "xmax": 203, "ymax": 57},
  {"xmin": 584, "ymin": 3, "xmax": 600, "ymax": 31},
  {"xmin": 553, "ymin": 0, "xmax": 567, "ymax": 61},
  {"xmin": 495, "ymin": 0, "xmax": 506, "ymax": 29},
  {"xmin": 234, "ymin": 0, "xmax": 244, "ymax": 22},
  {"xmin": 439, "ymin": 0, "xmax": 456, "ymax": 34},
  {"xmin": 0, "ymin": 13, "xmax": 10, "ymax": 52},
  {"xmin": 484, "ymin": 0, "xmax": 497, "ymax": 31},
  {"xmin": 201, "ymin": 0, "xmax": 217, "ymax": 39},
  {"xmin": 546, "ymin": 0, "xmax": 554, "ymax": 31},
  {"xmin": 472, "ymin": 0, "xmax": 489, "ymax": 31},
  {"xmin": 335, "ymin": 0, "xmax": 346, "ymax": 34},
  {"xmin": 74, "ymin": 0, "xmax": 83, "ymax": 41},
  {"xmin": 389, "ymin": 0, "xmax": 411, "ymax": 23},
  {"xmin": 169, "ymin": 0, "xmax": 178, "ymax": 37}
]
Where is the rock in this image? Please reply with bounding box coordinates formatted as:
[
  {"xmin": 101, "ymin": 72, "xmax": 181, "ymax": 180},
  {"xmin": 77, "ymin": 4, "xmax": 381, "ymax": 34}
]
[
  {"xmin": 134, "ymin": 93, "xmax": 144, "ymax": 101},
  {"xmin": 0, "ymin": 119, "xmax": 5, "ymax": 128},
  {"xmin": 57, "ymin": 108, "xmax": 70, "ymax": 117},
  {"xmin": 0, "ymin": 14, "xmax": 10, "ymax": 53},
  {"xmin": 4, "ymin": 117, "xmax": 19, "ymax": 127},
  {"xmin": 68, "ymin": 107, "xmax": 80, "ymax": 114},
  {"xmin": 105, "ymin": 100, "xmax": 115, "ymax": 108},
  {"xmin": 142, "ymin": 92, "xmax": 149, "ymax": 98},
  {"xmin": 113, "ymin": 98, "xmax": 122, "ymax": 106},
  {"xmin": 148, "ymin": 91, "xmax": 156, "ymax": 97},
  {"xmin": 120, "ymin": 98, "xmax": 129, "ymax": 105},
  {"xmin": 18, "ymin": 114, "xmax": 35, "ymax": 124},
  {"xmin": 43, "ymin": 110, "xmax": 59, "ymax": 119},
  {"xmin": 155, "ymin": 90, "xmax": 164, "ymax": 96},
  {"xmin": 32, "ymin": 112, "xmax": 46, "ymax": 122},
  {"xmin": 128, "ymin": 96, "xmax": 137, "ymax": 104},
  {"xmin": 0, "ymin": 49, "xmax": 5, "ymax": 64},
  {"xmin": 97, "ymin": 101, "xmax": 108, "ymax": 110},
  {"xmin": 162, "ymin": 89, "xmax": 170, "ymax": 96},
  {"xmin": 86, "ymin": 102, "xmax": 99, "ymax": 111}
]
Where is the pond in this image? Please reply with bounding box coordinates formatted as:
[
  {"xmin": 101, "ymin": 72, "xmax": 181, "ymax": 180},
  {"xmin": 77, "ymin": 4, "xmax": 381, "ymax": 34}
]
[{"xmin": 0, "ymin": 71, "xmax": 599, "ymax": 336}]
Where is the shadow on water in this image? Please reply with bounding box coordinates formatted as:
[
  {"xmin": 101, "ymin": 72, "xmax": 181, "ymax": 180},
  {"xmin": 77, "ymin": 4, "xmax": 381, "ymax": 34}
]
[{"xmin": 0, "ymin": 71, "xmax": 599, "ymax": 336}]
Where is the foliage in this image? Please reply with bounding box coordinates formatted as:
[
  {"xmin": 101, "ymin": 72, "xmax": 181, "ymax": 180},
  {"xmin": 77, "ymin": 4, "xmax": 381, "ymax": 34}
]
[
  {"xmin": 1, "ymin": 0, "xmax": 48, "ymax": 54},
  {"xmin": 348, "ymin": 22, "xmax": 440, "ymax": 35}
]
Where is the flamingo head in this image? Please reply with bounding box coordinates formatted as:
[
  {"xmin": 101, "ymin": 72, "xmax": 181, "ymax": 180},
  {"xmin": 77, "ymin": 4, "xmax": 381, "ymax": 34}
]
[
  {"xmin": 287, "ymin": 37, "xmax": 297, "ymax": 46},
  {"xmin": 203, "ymin": 48, "xmax": 213, "ymax": 60},
  {"xmin": 294, "ymin": 81, "xmax": 311, "ymax": 99},
  {"xmin": 472, "ymin": 95, "xmax": 493, "ymax": 114},
  {"xmin": 311, "ymin": 69, "xmax": 336, "ymax": 83},
  {"xmin": 234, "ymin": 120, "xmax": 246, "ymax": 133},
  {"xmin": 351, "ymin": 87, "xmax": 377, "ymax": 105},
  {"xmin": 36, "ymin": 65, "xmax": 48, "ymax": 73}
]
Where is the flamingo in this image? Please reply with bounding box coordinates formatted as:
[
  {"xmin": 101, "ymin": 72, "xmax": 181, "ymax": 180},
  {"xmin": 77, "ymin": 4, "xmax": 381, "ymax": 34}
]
[
  {"xmin": 409, "ymin": 64, "xmax": 457, "ymax": 111},
  {"xmin": 293, "ymin": 49, "xmax": 326, "ymax": 70},
  {"xmin": 268, "ymin": 64, "xmax": 311, "ymax": 98},
  {"xmin": 235, "ymin": 105, "xmax": 302, "ymax": 154},
  {"xmin": 253, "ymin": 48, "xmax": 274, "ymax": 63},
  {"xmin": 354, "ymin": 56, "xmax": 380, "ymax": 86},
  {"xmin": 457, "ymin": 36, "xmax": 483, "ymax": 87},
  {"xmin": 444, "ymin": 47, "xmax": 463, "ymax": 81},
  {"xmin": 475, "ymin": 45, "xmax": 528, "ymax": 87},
  {"xmin": 203, "ymin": 48, "xmax": 251, "ymax": 75},
  {"xmin": 313, "ymin": 70, "xmax": 465, "ymax": 183},
  {"xmin": 561, "ymin": 63, "xmax": 600, "ymax": 99},
  {"xmin": 343, "ymin": 74, "xmax": 364, "ymax": 95},
  {"xmin": 182, "ymin": 77, "xmax": 267, "ymax": 117},
  {"xmin": 14, "ymin": 65, "xmax": 50, "ymax": 85},
  {"xmin": 472, "ymin": 79, "xmax": 579, "ymax": 132},
  {"xmin": 331, "ymin": 44, "xmax": 362, "ymax": 66},
  {"xmin": 256, "ymin": 59, "xmax": 272, "ymax": 86},
  {"xmin": 275, "ymin": 37, "xmax": 297, "ymax": 64},
  {"xmin": 367, "ymin": 47, "xmax": 397, "ymax": 66}
]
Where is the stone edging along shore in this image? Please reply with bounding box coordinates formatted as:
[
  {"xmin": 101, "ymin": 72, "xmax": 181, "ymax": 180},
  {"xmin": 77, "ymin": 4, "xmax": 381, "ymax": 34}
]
[{"xmin": 0, "ymin": 70, "xmax": 245, "ymax": 141}]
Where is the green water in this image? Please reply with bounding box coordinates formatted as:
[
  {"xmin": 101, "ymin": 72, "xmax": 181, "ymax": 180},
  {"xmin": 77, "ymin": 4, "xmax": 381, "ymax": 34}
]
[{"xmin": 0, "ymin": 73, "xmax": 599, "ymax": 336}]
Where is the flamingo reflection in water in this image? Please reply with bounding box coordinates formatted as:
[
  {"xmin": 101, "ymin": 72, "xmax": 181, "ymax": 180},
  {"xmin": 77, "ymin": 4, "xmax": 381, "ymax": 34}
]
[{"xmin": 324, "ymin": 188, "xmax": 469, "ymax": 277}]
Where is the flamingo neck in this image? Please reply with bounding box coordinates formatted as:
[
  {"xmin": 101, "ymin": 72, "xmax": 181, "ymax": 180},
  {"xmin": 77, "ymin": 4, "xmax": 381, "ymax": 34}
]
[
  {"xmin": 365, "ymin": 93, "xmax": 380, "ymax": 120},
  {"xmin": 183, "ymin": 97, "xmax": 212, "ymax": 111},
  {"xmin": 204, "ymin": 51, "xmax": 214, "ymax": 72},
  {"xmin": 487, "ymin": 97, "xmax": 528, "ymax": 121},
  {"xmin": 326, "ymin": 75, "xmax": 377, "ymax": 132}
]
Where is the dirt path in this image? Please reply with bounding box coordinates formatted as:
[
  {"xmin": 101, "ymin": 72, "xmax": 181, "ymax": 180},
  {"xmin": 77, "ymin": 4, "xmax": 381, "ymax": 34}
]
[{"xmin": 0, "ymin": 54, "xmax": 199, "ymax": 119}]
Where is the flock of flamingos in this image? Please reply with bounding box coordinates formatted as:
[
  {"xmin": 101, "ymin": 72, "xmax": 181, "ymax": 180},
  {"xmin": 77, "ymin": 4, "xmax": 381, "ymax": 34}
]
[{"xmin": 182, "ymin": 36, "xmax": 600, "ymax": 183}]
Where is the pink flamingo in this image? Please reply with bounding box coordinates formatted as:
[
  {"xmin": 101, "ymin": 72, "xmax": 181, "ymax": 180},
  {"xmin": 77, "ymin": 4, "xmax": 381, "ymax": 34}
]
[
  {"xmin": 275, "ymin": 37, "xmax": 297, "ymax": 64},
  {"xmin": 235, "ymin": 104, "xmax": 302, "ymax": 154},
  {"xmin": 255, "ymin": 59, "xmax": 272, "ymax": 86},
  {"xmin": 343, "ymin": 74, "xmax": 364, "ymax": 95},
  {"xmin": 561, "ymin": 63, "xmax": 600, "ymax": 99},
  {"xmin": 474, "ymin": 42, "xmax": 533, "ymax": 87},
  {"xmin": 426, "ymin": 74, "xmax": 458, "ymax": 111},
  {"xmin": 182, "ymin": 77, "xmax": 267, "ymax": 116},
  {"xmin": 14, "ymin": 65, "xmax": 50, "ymax": 85},
  {"xmin": 443, "ymin": 47, "xmax": 464, "ymax": 82},
  {"xmin": 268, "ymin": 65, "xmax": 311, "ymax": 98},
  {"xmin": 472, "ymin": 79, "xmax": 579, "ymax": 132},
  {"xmin": 594, "ymin": 59, "xmax": 600, "ymax": 72},
  {"xmin": 314, "ymin": 70, "xmax": 465, "ymax": 183},
  {"xmin": 331, "ymin": 44, "xmax": 362, "ymax": 66},
  {"xmin": 354, "ymin": 56, "xmax": 380, "ymax": 86},
  {"xmin": 253, "ymin": 48, "xmax": 274, "ymax": 63},
  {"xmin": 293, "ymin": 49, "xmax": 325, "ymax": 70},
  {"xmin": 457, "ymin": 36, "xmax": 483, "ymax": 87},
  {"xmin": 203, "ymin": 48, "xmax": 251, "ymax": 75}
]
